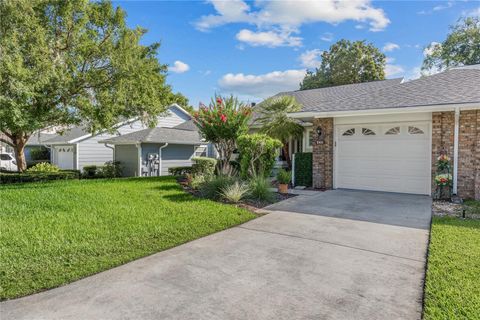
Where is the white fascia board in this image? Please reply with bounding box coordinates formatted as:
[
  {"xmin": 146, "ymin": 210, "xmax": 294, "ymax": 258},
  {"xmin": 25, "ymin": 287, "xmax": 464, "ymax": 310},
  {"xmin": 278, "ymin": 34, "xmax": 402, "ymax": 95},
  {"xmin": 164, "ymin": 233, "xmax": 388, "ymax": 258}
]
[
  {"xmin": 288, "ymin": 102, "xmax": 480, "ymax": 119},
  {"xmin": 170, "ymin": 103, "xmax": 193, "ymax": 118}
]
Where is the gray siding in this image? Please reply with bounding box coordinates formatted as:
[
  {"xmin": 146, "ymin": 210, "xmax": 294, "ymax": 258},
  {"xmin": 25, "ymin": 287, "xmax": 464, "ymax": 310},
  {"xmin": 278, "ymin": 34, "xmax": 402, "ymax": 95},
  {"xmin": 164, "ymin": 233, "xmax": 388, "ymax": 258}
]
[
  {"xmin": 161, "ymin": 144, "xmax": 195, "ymax": 176},
  {"xmin": 115, "ymin": 145, "xmax": 138, "ymax": 177},
  {"xmin": 77, "ymin": 106, "xmax": 190, "ymax": 171},
  {"xmin": 136, "ymin": 143, "xmax": 196, "ymax": 176}
]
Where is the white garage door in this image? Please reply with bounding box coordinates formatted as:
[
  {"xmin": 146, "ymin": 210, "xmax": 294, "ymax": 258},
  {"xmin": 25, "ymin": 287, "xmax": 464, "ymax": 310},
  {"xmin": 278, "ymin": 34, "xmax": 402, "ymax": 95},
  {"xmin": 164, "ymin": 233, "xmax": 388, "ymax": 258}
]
[
  {"xmin": 335, "ymin": 121, "xmax": 431, "ymax": 195},
  {"xmin": 56, "ymin": 146, "xmax": 75, "ymax": 170}
]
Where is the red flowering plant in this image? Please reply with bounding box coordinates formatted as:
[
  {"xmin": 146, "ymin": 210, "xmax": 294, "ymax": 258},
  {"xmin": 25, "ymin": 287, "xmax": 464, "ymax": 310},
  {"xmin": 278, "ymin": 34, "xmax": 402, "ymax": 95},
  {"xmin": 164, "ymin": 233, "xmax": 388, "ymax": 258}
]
[{"xmin": 193, "ymin": 95, "xmax": 252, "ymax": 173}]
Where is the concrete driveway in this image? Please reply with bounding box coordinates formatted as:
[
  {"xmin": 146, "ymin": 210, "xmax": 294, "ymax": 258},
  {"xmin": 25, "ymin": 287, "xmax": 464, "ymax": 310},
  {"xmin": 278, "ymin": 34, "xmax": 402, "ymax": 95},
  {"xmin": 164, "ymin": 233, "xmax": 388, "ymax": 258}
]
[{"xmin": 1, "ymin": 190, "xmax": 431, "ymax": 320}]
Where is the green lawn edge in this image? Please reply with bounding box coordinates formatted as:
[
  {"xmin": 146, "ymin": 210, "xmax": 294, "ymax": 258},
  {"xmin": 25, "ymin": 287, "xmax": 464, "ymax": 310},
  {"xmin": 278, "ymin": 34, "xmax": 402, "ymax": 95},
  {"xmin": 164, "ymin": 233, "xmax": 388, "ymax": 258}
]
[
  {"xmin": 0, "ymin": 177, "xmax": 256, "ymax": 300},
  {"xmin": 423, "ymin": 216, "xmax": 480, "ymax": 319}
]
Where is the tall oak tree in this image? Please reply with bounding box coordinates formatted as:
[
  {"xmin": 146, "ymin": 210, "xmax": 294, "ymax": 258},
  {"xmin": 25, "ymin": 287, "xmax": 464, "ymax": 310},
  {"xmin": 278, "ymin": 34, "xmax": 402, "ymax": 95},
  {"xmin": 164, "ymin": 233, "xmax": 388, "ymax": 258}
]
[{"xmin": 0, "ymin": 0, "xmax": 183, "ymax": 171}]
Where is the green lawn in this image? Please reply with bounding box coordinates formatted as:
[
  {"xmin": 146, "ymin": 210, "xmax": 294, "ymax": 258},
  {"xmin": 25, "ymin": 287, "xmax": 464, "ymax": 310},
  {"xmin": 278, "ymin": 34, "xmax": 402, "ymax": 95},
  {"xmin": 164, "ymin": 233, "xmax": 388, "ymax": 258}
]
[
  {"xmin": 423, "ymin": 216, "xmax": 480, "ymax": 319},
  {"xmin": 0, "ymin": 177, "xmax": 255, "ymax": 300}
]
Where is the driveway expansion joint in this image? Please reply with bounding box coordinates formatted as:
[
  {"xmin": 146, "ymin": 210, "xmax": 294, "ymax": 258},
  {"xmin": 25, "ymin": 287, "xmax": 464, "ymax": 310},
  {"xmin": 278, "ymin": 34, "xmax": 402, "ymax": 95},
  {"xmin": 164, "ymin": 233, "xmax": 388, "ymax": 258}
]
[{"xmin": 237, "ymin": 226, "xmax": 424, "ymax": 263}]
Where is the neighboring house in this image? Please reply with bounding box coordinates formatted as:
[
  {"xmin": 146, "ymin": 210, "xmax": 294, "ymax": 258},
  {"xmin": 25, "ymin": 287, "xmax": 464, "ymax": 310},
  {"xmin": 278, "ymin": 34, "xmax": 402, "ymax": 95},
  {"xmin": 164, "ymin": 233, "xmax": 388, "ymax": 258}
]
[
  {"xmin": 25, "ymin": 133, "xmax": 55, "ymax": 166},
  {"xmin": 0, "ymin": 133, "xmax": 14, "ymax": 154},
  {"xmin": 267, "ymin": 65, "xmax": 480, "ymax": 200},
  {"xmin": 99, "ymin": 122, "xmax": 206, "ymax": 177},
  {"xmin": 31, "ymin": 104, "xmax": 193, "ymax": 171}
]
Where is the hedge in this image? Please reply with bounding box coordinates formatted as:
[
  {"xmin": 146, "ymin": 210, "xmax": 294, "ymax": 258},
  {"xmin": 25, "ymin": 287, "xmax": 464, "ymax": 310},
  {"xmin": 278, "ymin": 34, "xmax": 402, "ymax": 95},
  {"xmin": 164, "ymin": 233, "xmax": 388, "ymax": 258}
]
[
  {"xmin": 293, "ymin": 152, "xmax": 312, "ymax": 187},
  {"xmin": 0, "ymin": 170, "xmax": 80, "ymax": 184},
  {"xmin": 168, "ymin": 166, "xmax": 193, "ymax": 176},
  {"xmin": 192, "ymin": 157, "xmax": 217, "ymax": 176}
]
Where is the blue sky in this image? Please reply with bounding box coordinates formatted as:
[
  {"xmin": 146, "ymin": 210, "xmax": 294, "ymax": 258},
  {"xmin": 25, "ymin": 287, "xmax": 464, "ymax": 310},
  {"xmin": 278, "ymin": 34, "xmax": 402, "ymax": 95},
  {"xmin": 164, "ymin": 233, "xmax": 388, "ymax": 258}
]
[{"xmin": 113, "ymin": 0, "xmax": 480, "ymax": 108}]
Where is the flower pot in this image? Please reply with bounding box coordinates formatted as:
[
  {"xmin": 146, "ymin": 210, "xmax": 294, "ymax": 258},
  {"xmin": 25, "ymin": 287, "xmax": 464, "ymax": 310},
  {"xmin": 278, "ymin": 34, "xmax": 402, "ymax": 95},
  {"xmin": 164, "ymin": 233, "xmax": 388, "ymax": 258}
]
[{"xmin": 278, "ymin": 183, "xmax": 288, "ymax": 194}]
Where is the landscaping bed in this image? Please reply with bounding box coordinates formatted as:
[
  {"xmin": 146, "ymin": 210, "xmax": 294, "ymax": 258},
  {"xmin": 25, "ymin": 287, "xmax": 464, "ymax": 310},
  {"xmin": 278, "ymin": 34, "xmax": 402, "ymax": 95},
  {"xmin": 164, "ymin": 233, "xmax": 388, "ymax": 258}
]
[
  {"xmin": 423, "ymin": 215, "xmax": 480, "ymax": 319},
  {"xmin": 0, "ymin": 177, "xmax": 255, "ymax": 300},
  {"xmin": 178, "ymin": 177, "xmax": 297, "ymax": 210}
]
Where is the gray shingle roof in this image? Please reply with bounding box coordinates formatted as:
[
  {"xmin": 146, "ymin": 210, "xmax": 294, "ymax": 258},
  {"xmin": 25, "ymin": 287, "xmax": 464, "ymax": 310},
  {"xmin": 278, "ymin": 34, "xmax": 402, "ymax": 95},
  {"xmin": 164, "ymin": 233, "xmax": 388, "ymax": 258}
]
[
  {"xmin": 250, "ymin": 78, "xmax": 403, "ymax": 123},
  {"xmin": 26, "ymin": 133, "xmax": 57, "ymax": 145},
  {"xmin": 173, "ymin": 120, "xmax": 199, "ymax": 131},
  {"xmin": 42, "ymin": 126, "xmax": 89, "ymax": 144},
  {"xmin": 281, "ymin": 65, "xmax": 480, "ymax": 114},
  {"xmin": 99, "ymin": 127, "xmax": 203, "ymax": 145}
]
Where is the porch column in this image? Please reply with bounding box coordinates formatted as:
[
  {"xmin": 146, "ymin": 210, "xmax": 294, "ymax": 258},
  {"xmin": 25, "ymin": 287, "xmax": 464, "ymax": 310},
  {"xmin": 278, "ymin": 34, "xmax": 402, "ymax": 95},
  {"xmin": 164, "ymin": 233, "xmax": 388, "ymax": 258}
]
[{"xmin": 312, "ymin": 118, "xmax": 334, "ymax": 189}]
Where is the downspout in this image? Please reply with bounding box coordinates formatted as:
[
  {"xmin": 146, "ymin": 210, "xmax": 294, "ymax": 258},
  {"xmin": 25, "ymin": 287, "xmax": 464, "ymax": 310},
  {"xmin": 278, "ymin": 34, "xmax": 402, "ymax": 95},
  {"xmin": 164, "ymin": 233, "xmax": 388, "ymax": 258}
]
[
  {"xmin": 75, "ymin": 143, "xmax": 80, "ymax": 171},
  {"xmin": 158, "ymin": 143, "xmax": 169, "ymax": 176},
  {"xmin": 453, "ymin": 107, "xmax": 460, "ymax": 194},
  {"xmin": 136, "ymin": 143, "xmax": 142, "ymax": 177},
  {"xmin": 103, "ymin": 143, "xmax": 115, "ymax": 161}
]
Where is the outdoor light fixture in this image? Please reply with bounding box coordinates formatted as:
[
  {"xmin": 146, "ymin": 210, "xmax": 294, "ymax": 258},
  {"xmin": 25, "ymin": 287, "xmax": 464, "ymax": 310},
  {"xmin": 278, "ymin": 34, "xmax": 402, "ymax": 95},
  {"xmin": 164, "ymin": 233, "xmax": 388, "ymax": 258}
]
[{"xmin": 316, "ymin": 126, "xmax": 324, "ymax": 143}]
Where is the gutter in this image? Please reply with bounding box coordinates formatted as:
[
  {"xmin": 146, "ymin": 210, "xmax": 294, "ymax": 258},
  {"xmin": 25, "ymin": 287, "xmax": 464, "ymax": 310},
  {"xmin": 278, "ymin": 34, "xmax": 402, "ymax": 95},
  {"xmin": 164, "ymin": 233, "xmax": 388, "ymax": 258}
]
[
  {"xmin": 158, "ymin": 143, "xmax": 169, "ymax": 176},
  {"xmin": 288, "ymin": 102, "xmax": 480, "ymax": 119},
  {"xmin": 453, "ymin": 107, "xmax": 460, "ymax": 194}
]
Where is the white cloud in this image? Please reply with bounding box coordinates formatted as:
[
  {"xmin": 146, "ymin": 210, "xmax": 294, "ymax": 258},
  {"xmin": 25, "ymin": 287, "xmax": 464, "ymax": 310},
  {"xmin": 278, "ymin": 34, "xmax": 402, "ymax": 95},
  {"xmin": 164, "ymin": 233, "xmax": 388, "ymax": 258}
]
[
  {"xmin": 385, "ymin": 64, "xmax": 404, "ymax": 77},
  {"xmin": 218, "ymin": 69, "xmax": 306, "ymax": 99},
  {"xmin": 418, "ymin": 2, "xmax": 454, "ymax": 15},
  {"xmin": 320, "ymin": 32, "xmax": 334, "ymax": 42},
  {"xmin": 195, "ymin": 0, "xmax": 390, "ymax": 34},
  {"xmin": 433, "ymin": 1, "xmax": 453, "ymax": 11},
  {"xmin": 169, "ymin": 61, "xmax": 190, "ymax": 73},
  {"xmin": 386, "ymin": 57, "xmax": 395, "ymax": 63},
  {"xmin": 383, "ymin": 42, "xmax": 400, "ymax": 52},
  {"xmin": 236, "ymin": 29, "xmax": 302, "ymax": 47},
  {"xmin": 464, "ymin": 7, "xmax": 480, "ymax": 17},
  {"xmin": 299, "ymin": 49, "xmax": 323, "ymax": 69}
]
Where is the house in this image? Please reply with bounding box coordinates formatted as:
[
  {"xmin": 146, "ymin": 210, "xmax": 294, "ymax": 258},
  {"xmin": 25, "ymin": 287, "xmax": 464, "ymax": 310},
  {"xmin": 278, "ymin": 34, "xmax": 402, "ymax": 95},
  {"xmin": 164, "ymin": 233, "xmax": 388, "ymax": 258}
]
[
  {"xmin": 25, "ymin": 133, "xmax": 55, "ymax": 166},
  {"xmin": 269, "ymin": 65, "xmax": 480, "ymax": 200},
  {"xmin": 98, "ymin": 122, "xmax": 206, "ymax": 177},
  {"xmin": 32, "ymin": 104, "xmax": 195, "ymax": 171}
]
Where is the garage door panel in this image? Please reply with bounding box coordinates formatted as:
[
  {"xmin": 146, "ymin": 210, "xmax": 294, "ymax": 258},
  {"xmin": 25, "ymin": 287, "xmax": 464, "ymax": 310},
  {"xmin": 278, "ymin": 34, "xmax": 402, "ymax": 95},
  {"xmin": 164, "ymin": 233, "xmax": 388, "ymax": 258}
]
[{"xmin": 335, "ymin": 121, "xmax": 430, "ymax": 195}]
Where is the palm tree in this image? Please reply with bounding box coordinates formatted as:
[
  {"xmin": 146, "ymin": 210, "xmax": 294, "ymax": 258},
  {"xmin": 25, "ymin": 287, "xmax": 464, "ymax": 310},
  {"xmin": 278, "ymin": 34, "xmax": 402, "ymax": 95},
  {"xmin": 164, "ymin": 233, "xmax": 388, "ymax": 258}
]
[{"xmin": 255, "ymin": 95, "xmax": 304, "ymax": 169}]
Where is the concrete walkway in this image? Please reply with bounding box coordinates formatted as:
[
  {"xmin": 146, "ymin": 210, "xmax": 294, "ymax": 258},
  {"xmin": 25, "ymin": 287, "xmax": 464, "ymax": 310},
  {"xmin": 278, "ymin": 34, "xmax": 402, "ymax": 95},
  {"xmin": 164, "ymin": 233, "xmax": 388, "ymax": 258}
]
[{"xmin": 1, "ymin": 190, "xmax": 431, "ymax": 320}]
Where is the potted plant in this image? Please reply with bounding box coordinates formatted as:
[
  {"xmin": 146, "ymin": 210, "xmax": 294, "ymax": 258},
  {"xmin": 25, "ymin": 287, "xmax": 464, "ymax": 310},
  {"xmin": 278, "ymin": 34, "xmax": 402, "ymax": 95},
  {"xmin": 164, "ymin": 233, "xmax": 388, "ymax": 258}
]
[{"xmin": 276, "ymin": 169, "xmax": 291, "ymax": 194}]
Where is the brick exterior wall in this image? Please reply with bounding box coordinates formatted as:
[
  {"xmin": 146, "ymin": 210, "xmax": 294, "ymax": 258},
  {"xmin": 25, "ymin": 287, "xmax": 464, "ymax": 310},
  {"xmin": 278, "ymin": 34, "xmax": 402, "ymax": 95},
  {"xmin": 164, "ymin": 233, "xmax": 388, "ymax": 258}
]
[
  {"xmin": 312, "ymin": 118, "xmax": 334, "ymax": 189},
  {"xmin": 457, "ymin": 110, "xmax": 480, "ymax": 199},
  {"xmin": 431, "ymin": 112, "xmax": 455, "ymax": 194}
]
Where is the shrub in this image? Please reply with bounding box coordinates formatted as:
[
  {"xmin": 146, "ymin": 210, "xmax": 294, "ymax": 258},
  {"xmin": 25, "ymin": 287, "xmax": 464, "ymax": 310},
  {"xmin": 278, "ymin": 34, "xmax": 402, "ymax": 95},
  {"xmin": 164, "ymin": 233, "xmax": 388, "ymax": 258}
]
[
  {"xmin": 237, "ymin": 133, "xmax": 282, "ymax": 178},
  {"xmin": 293, "ymin": 153, "xmax": 312, "ymax": 187},
  {"xmin": 101, "ymin": 161, "xmax": 122, "ymax": 178},
  {"xmin": 277, "ymin": 169, "xmax": 291, "ymax": 184},
  {"xmin": 248, "ymin": 176, "xmax": 274, "ymax": 202},
  {"xmin": 199, "ymin": 175, "xmax": 236, "ymax": 200},
  {"xmin": 193, "ymin": 96, "xmax": 252, "ymax": 174},
  {"xmin": 0, "ymin": 171, "xmax": 80, "ymax": 184},
  {"xmin": 188, "ymin": 174, "xmax": 205, "ymax": 190},
  {"xmin": 26, "ymin": 162, "xmax": 60, "ymax": 173},
  {"xmin": 168, "ymin": 166, "xmax": 193, "ymax": 176},
  {"xmin": 221, "ymin": 181, "xmax": 250, "ymax": 203},
  {"xmin": 192, "ymin": 157, "xmax": 217, "ymax": 177},
  {"xmin": 82, "ymin": 165, "xmax": 100, "ymax": 179}
]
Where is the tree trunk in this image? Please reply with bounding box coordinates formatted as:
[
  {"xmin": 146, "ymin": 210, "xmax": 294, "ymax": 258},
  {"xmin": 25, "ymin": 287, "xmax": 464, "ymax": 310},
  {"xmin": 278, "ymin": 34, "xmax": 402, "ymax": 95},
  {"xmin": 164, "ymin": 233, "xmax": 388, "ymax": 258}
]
[
  {"xmin": 12, "ymin": 133, "xmax": 28, "ymax": 172},
  {"xmin": 283, "ymin": 142, "xmax": 291, "ymax": 169}
]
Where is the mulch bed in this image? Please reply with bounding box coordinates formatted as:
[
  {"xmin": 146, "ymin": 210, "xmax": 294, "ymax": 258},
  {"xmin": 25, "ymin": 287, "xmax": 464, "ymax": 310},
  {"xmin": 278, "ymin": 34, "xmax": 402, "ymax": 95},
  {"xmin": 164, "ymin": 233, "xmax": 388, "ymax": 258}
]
[
  {"xmin": 432, "ymin": 200, "xmax": 480, "ymax": 219},
  {"xmin": 177, "ymin": 177, "xmax": 297, "ymax": 213}
]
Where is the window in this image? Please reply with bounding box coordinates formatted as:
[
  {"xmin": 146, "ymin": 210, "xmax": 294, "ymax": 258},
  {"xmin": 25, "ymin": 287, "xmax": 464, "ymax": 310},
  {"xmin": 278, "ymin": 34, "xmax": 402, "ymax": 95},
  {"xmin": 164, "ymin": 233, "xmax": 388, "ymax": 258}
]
[
  {"xmin": 308, "ymin": 130, "xmax": 313, "ymax": 146},
  {"xmin": 342, "ymin": 128, "xmax": 355, "ymax": 136},
  {"xmin": 408, "ymin": 126, "xmax": 424, "ymax": 135},
  {"xmin": 385, "ymin": 127, "xmax": 400, "ymax": 135},
  {"xmin": 362, "ymin": 128, "xmax": 376, "ymax": 136},
  {"xmin": 0, "ymin": 154, "xmax": 12, "ymax": 160}
]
